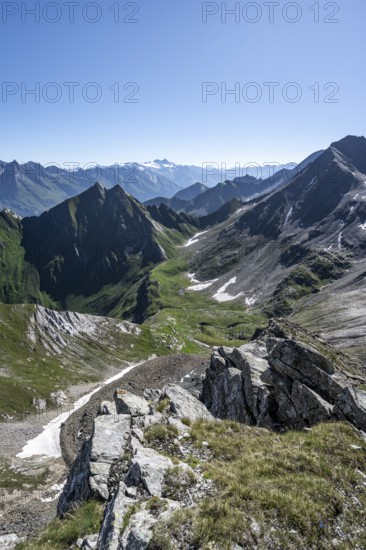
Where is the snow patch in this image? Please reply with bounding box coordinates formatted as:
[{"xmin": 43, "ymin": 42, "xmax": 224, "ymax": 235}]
[
  {"xmin": 245, "ymin": 296, "xmax": 257, "ymax": 307},
  {"xmin": 41, "ymin": 482, "xmax": 66, "ymax": 503},
  {"xmin": 213, "ymin": 277, "xmax": 243, "ymax": 303},
  {"xmin": 284, "ymin": 206, "xmax": 293, "ymax": 226},
  {"xmin": 359, "ymin": 223, "xmax": 366, "ymax": 232},
  {"xmin": 184, "ymin": 231, "xmax": 208, "ymax": 247},
  {"xmin": 17, "ymin": 362, "xmax": 144, "ymax": 459},
  {"xmin": 189, "ymin": 280, "xmax": 218, "ymax": 292},
  {"xmin": 187, "ymin": 272, "xmax": 218, "ymax": 291},
  {"xmin": 187, "ymin": 273, "xmax": 199, "ymax": 284}
]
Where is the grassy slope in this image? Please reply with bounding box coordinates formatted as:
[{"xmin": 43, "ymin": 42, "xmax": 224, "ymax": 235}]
[
  {"xmin": 143, "ymin": 251, "xmax": 267, "ymax": 351},
  {"xmin": 0, "ymin": 213, "xmax": 53, "ymax": 306},
  {"xmin": 153, "ymin": 420, "xmax": 366, "ymax": 549},
  {"xmin": 0, "ymin": 303, "xmax": 171, "ymax": 418},
  {"xmin": 0, "ymin": 251, "xmax": 266, "ymax": 418},
  {"xmin": 15, "ymin": 500, "xmax": 104, "ymax": 550}
]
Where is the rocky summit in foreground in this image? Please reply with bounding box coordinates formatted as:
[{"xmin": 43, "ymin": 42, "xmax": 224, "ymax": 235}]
[
  {"xmin": 203, "ymin": 318, "xmax": 366, "ymax": 432},
  {"xmin": 13, "ymin": 319, "xmax": 366, "ymax": 550}
]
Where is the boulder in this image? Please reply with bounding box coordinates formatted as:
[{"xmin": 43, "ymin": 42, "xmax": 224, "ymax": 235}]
[
  {"xmin": 98, "ymin": 401, "xmax": 118, "ymax": 416},
  {"xmin": 161, "ymin": 384, "xmax": 213, "ymax": 422},
  {"xmin": 121, "ymin": 500, "xmax": 181, "ymax": 550},
  {"xmin": 32, "ymin": 397, "xmax": 47, "ymax": 411},
  {"xmin": 334, "ymin": 387, "xmax": 366, "ymax": 431},
  {"xmin": 0, "ymin": 534, "xmax": 20, "ymax": 550},
  {"xmin": 125, "ymin": 447, "xmax": 174, "ymax": 497},
  {"xmin": 90, "ymin": 414, "xmax": 131, "ymax": 464},
  {"xmin": 50, "ymin": 390, "xmax": 67, "ymax": 407},
  {"xmin": 115, "ymin": 390, "xmax": 151, "ymax": 417},
  {"xmin": 79, "ymin": 534, "xmax": 99, "ymax": 549}
]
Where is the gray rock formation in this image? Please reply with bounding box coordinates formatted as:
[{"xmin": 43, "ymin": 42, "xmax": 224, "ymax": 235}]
[
  {"xmin": 125, "ymin": 447, "xmax": 174, "ymax": 497},
  {"xmin": 334, "ymin": 387, "xmax": 366, "ymax": 431},
  {"xmin": 120, "ymin": 500, "xmax": 181, "ymax": 550},
  {"xmin": 0, "ymin": 534, "xmax": 20, "ymax": 550},
  {"xmin": 202, "ymin": 319, "xmax": 366, "ymax": 432},
  {"xmin": 58, "ymin": 438, "xmax": 92, "ymax": 516},
  {"xmin": 202, "ymin": 344, "xmax": 276, "ymax": 427},
  {"xmin": 77, "ymin": 534, "xmax": 99, "ymax": 549},
  {"xmin": 98, "ymin": 482, "xmax": 136, "ymax": 550},
  {"xmin": 50, "ymin": 390, "xmax": 67, "ymax": 407},
  {"xmin": 58, "ymin": 381, "xmax": 206, "ymax": 548},
  {"xmin": 115, "ymin": 390, "xmax": 151, "ymax": 417},
  {"xmin": 161, "ymin": 384, "xmax": 213, "ymax": 422}
]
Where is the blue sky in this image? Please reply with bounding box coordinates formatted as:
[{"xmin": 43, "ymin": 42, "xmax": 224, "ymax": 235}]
[{"xmin": 0, "ymin": 0, "xmax": 364, "ymax": 166}]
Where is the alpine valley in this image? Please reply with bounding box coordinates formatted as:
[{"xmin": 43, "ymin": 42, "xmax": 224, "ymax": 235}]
[{"xmin": 1, "ymin": 136, "xmax": 366, "ymax": 550}]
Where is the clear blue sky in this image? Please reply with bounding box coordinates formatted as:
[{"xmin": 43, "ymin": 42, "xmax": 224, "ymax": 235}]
[{"xmin": 0, "ymin": 0, "xmax": 364, "ymax": 167}]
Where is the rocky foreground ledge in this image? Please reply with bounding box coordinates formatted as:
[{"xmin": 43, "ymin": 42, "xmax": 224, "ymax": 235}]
[
  {"xmin": 58, "ymin": 384, "xmax": 214, "ymax": 549},
  {"xmin": 6, "ymin": 319, "xmax": 366, "ymax": 549}
]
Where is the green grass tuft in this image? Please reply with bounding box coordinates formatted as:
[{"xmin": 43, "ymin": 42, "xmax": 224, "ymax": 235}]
[{"xmin": 16, "ymin": 500, "xmax": 104, "ymax": 550}]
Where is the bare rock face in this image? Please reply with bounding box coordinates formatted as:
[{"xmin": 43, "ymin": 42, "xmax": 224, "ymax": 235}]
[
  {"xmin": 58, "ymin": 380, "xmax": 207, "ymax": 549},
  {"xmin": 202, "ymin": 344, "xmax": 276, "ymax": 428},
  {"xmin": 161, "ymin": 384, "xmax": 213, "ymax": 422},
  {"xmin": 114, "ymin": 390, "xmax": 151, "ymax": 417},
  {"xmin": 98, "ymin": 482, "xmax": 136, "ymax": 550},
  {"xmin": 125, "ymin": 447, "xmax": 174, "ymax": 497},
  {"xmin": 58, "ymin": 438, "xmax": 92, "ymax": 517},
  {"xmin": 201, "ymin": 319, "xmax": 366, "ymax": 432},
  {"xmin": 334, "ymin": 387, "xmax": 366, "ymax": 431},
  {"xmin": 266, "ymin": 337, "xmax": 346, "ymax": 403}
]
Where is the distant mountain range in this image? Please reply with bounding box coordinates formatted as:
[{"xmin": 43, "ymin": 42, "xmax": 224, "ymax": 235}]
[
  {"xmin": 0, "ymin": 158, "xmax": 296, "ymax": 218},
  {"xmin": 146, "ymin": 151, "xmax": 322, "ymax": 216},
  {"xmin": 0, "ymin": 160, "xmax": 182, "ymax": 217},
  {"xmin": 189, "ymin": 135, "xmax": 366, "ymax": 326}
]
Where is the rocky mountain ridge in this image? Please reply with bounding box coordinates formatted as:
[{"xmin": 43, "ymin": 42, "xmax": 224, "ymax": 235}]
[
  {"xmin": 203, "ymin": 318, "xmax": 366, "ymax": 431},
  {"xmin": 0, "ymin": 183, "xmax": 196, "ymax": 318},
  {"xmin": 15, "ymin": 318, "xmax": 366, "ymax": 549}
]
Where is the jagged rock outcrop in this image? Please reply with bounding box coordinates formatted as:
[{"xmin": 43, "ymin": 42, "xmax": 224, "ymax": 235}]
[
  {"xmin": 202, "ymin": 342, "xmax": 276, "ymax": 427},
  {"xmin": 202, "ymin": 319, "xmax": 366, "ymax": 432},
  {"xmin": 161, "ymin": 384, "xmax": 213, "ymax": 422},
  {"xmin": 115, "ymin": 390, "xmax": 151, "ymax": 417},
  {"xmin": 334, "ymin": 387, "xmax": 366, "ymax": 431},
  {"xmin": 58, "ymin": 384, "xmax": 211, "ymax": 549}
]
